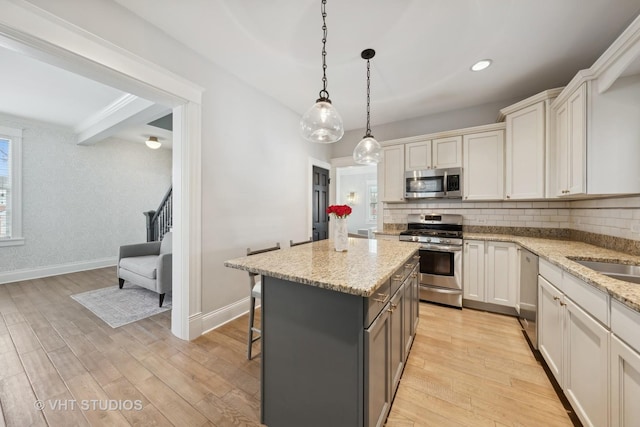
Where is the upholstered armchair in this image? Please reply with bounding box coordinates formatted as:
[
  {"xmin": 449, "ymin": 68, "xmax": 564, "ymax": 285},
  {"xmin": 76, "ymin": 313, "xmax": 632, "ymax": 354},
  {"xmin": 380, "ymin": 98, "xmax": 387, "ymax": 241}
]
[{"xmin": 117, "ymin": 232, "xmax": 172, "ymax": 307}]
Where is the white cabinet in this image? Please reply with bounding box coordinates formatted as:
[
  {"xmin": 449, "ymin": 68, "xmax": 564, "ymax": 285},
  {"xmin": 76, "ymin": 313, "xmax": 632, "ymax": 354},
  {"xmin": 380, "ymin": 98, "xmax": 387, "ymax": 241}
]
[
  {"xmin": 555, "ymin": 83, "xmax": 586, "ymax": 196},
  {"xmin": 405, "ymin": 136, "xmax": 461, "ymax": 171},
  {"xmin": 538, "ymin": 275, "xmax": 565, "ymax": 386},
  {"xmin": 462, "ymin": 240, "xmax": 485, "ymax": 302},
  {"xmin": 378, "ymin": 145, "xmax": 404, "ymax": 202},
  {"xmin": 405, "ymin": 140, "xmax": 431, "ymax": 171},
  {"xmin": 463, "ymin": 240, "xmax": 517, "ymax": 309},
  {"xmin": 485, "ymin": 242, "xmax": 518, "ymax": 307},
  {"xmin": 610, "ymin": 334, "xmax": 640, "ymax": 427},
  {"xmin": 611, "ymin": 299, "xmax": 640, "ymax": 427},
  {"xmin": 538, "ymin": 261, "xmax": 610, "ymax": 427},
  {"xmin": 501, "ymin": 89, "xmax": 562, "ymax": 200},
  {"xmin": 564, "ymin": 298, "xmax": 609, "ymax": 427},
  {"xmin": 462, "ymin": 130, "xmax": 504, "ymax": 200},
  {"xmin": 432, "ymin": 136, "xmax": 462, "ymax": 168},
  {"xmin": 505, "ymin": 102, "xmax": 546, "ymax": 199}
]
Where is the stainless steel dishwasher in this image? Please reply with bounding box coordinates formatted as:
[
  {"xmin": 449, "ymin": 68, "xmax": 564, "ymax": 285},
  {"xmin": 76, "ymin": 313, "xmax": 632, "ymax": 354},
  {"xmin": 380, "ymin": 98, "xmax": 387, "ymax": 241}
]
[{"xmin": 518, "ymin": 248, "xmax": 539, "ymax": 349}]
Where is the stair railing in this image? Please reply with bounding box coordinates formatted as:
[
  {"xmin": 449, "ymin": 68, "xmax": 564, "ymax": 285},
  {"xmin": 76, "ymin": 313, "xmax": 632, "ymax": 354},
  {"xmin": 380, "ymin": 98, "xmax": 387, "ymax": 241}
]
[{"xmin": 144, "ymin": 186, "xmax": 172, "ymax": 242}]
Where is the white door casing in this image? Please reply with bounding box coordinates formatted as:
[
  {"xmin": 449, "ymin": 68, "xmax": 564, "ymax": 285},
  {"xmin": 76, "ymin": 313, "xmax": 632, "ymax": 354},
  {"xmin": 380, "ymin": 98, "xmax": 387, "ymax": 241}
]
[{"xmin": 0, "ymin": 0, "xmax": 204, "ymax": 340}]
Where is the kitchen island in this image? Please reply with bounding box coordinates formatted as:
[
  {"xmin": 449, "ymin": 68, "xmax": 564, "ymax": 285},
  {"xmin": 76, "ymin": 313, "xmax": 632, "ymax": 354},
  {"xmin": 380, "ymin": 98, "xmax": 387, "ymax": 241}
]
[{"xmin": 225, "ymin": 238, "xmax": 420, "ymax": 427}]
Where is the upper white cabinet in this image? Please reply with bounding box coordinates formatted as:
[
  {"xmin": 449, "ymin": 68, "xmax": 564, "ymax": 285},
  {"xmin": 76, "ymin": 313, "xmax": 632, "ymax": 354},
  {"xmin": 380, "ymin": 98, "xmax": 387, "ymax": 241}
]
[
  {"xmin": 463, "ymin": 129, "xmax": 505, "ymax": 200},
  {"xmin": 550, "ymin": 11, "xmax": 640, "ymax": 197},
  {"xmin": 378, "ymin": 145, "xmax": 405, "ymax": 202},
  {"xmin": 405, "ymin": 136, "xmax": 461, "ymax": 171},
  {"xmin": 500, "ymin": 89, "xmax": 562, "ymax": 200},
  {"xmin": 555, "ymin": 83, "xmax": 587, "ymax": 197},
  {"xmin": 405, "ymin": 140, "xmax": 431, "ymax": 171},
  {"xmin": 432, "ymin": 136, "xmax": 462, "ymax": 169}
]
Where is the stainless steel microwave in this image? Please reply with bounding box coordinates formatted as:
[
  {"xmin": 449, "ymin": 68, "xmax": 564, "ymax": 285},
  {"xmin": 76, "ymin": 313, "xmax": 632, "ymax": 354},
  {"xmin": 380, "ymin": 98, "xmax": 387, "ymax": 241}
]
[{"xmin": 405, "ymin": 167, "xmax": 462, "ymax": 199}]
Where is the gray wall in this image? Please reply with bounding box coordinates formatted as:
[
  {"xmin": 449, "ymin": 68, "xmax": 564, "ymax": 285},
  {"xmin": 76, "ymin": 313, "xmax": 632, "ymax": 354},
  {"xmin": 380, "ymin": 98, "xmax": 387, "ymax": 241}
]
[
  {"xmin": 332, "ymin": 98, "xmax": 522, "ymax": 158},
  {"xmin": 0, "ymin": 114, "xmax": 171, "ymax": 273}
]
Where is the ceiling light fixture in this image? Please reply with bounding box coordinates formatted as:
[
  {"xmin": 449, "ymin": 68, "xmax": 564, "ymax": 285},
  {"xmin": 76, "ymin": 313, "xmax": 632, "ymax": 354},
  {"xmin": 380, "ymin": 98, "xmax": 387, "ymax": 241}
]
[
  {"xmin": 145, "ymin": 136, "xmax": 161, "ymax": 149},
  {"xmin": 300, "ymin": 0, "xmax": 344, "ymax": 144},
  {"xmin": 471, "ymin": 59, "xmax": 492, "ymax": 71},
  {"xmin": 353, "ymin": 48, "xmax": 381, "ymax": 165}
]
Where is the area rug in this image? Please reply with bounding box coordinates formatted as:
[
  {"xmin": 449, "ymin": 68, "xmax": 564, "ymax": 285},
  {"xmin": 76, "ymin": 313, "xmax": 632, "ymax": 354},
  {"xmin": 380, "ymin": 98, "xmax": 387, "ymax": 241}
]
[{"xmin": 70, "ymin": 285, "xmax": 171, "ymax": 328}]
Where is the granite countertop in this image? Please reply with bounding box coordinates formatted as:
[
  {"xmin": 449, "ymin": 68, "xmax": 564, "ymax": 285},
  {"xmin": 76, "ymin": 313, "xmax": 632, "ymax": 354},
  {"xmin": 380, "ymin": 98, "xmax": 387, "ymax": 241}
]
[
  {"xmin": 372, "ymin": 230, "xmax": 402, "ymax": 236},
  {"xmin": 465, "ymin": 233, "xmax": 640, "ymax": 313},
  {"xmin": 224, "ymin": 238, "xmax": 421, "ymax": 297}
]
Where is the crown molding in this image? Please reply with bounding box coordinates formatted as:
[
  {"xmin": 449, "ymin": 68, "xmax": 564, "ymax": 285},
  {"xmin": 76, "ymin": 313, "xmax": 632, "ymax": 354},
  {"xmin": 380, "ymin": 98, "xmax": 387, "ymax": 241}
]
[
  {"xmin": 381, "ymin": 122, "xmax": 506, "ymax": 147},
  {"xmin": 497, "ymin": 87, "xmax": 565, "ymax": 121}
]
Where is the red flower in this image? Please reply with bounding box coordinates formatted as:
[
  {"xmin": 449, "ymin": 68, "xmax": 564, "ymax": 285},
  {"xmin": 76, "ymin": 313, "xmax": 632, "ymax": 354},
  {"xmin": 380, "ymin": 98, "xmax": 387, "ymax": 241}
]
[{"xmin": 326, "ymin": 204, "xmax": 352, "ymax": 218}]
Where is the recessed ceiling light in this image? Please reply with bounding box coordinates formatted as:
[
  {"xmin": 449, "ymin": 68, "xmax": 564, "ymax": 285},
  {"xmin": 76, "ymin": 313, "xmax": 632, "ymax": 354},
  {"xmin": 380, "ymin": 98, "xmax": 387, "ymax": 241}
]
[{"xmin": 471, "ymin": 59, "xmax": 492, "ymax": 71}]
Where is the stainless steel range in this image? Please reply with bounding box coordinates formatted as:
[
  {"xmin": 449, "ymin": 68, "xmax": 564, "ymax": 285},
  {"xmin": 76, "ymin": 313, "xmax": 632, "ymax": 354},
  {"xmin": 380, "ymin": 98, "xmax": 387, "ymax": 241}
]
[{"xmin": 399, "ymin": 214, "xmax": 463, "ymax": 308}]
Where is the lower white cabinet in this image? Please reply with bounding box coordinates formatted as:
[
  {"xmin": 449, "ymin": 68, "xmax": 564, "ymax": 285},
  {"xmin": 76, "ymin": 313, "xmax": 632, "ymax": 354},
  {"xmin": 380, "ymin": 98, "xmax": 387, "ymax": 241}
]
[
  {"xmin": 463, "ymin": 240, "xmax": 518, "ymax": 309},
  {"xmin": 485, "ymin": 242, "xmax": 518, "ymax": 307},
  {"xmin": 538, "ymin": 275, "xmax": 564, "ymax": 386},
  {"xmin": 463, "ymin": 240, "xmax": 485, "ymax": 301},
  {"xmin": 538, "ymin": 264, "xmax": 609, "ymax": 427},
  {"xmin": 610, "ymin": 334, "xmax": 640, "ymax": 427},
  {"xmin": 564, "ymin": 297, "xmax": 609, "ymax": 427}
]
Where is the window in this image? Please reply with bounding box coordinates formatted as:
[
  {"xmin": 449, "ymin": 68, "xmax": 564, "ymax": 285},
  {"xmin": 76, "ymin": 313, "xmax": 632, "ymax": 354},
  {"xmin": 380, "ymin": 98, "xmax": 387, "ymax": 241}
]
[{"xmin": 0, "ymin": 126, "xmax": 23, "ymax": 246}]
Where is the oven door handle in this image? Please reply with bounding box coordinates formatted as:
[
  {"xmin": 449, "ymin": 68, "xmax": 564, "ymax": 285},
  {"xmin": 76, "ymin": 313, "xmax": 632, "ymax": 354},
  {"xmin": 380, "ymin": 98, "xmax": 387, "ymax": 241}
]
[{"xmin": 420, "ymin": 244, "xmax": 462, "ymax": 252}]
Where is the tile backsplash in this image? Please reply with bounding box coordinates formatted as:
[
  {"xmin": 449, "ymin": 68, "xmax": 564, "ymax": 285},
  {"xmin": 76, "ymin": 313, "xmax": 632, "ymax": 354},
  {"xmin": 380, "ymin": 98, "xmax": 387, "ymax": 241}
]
[{"xmin": 383, "ymin": 195, "xmax": 640, "ymax": 241}]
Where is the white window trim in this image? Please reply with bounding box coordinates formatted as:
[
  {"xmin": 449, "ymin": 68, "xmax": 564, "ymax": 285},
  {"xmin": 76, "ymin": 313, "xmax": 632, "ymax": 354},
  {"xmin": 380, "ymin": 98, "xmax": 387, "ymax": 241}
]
[{"xmin": 0, "ymin": 125, "xmax": 23, "ymax": 246}]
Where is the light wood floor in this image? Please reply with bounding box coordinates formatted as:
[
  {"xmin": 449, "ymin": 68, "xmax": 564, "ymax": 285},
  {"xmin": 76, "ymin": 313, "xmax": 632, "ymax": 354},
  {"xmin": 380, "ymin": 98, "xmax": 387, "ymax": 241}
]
[{"xmin": 0, "ymin": 268, "xmax": 573, "ymax": 427}]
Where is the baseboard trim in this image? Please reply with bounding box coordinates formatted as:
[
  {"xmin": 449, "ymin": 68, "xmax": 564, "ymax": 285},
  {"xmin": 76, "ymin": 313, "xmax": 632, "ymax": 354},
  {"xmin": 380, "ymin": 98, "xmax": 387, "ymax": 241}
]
[
  {"xmin": 0, "ymin": 257, "xmax": 117, "ymax": 285},
  {"xmin": 200, "ymin": 297, "xmax": 254, "ymax": 335}
]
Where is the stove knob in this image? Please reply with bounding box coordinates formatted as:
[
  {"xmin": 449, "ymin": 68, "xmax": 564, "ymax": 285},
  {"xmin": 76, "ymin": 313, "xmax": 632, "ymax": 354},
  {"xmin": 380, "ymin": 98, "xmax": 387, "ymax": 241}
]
[
  {"xmin": 425, "ymin": 237, "xmax": 431, "ymax": 243},
  {"xmin": 444, "ymin": 239, "xmax": 450, "ymax": 244}
]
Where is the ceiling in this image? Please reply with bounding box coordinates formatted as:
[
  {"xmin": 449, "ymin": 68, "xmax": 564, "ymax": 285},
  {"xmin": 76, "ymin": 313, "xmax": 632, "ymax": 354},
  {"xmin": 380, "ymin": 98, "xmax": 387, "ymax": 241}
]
[
  {"xmin": 0, "ymin": 45, "xmax": 172, "ymax": 148},
  {"xmin": 2, "ymin": 1, "xmax": 640, "ymax": 139},
  {"xmin": 113, "ymin": 0, "xmax": 640, "ymax": 130}
]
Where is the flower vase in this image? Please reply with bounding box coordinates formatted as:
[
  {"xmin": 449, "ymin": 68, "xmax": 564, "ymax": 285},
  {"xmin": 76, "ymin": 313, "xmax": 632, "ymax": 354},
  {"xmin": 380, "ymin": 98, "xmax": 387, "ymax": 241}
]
[{"xmin": 334, "ymin": 217, "xmax": 349, "ymax": 252}]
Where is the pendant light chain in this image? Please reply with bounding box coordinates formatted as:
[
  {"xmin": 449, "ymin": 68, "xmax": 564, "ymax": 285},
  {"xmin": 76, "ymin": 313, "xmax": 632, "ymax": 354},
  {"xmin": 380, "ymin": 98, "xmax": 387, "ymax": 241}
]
[
  {"xmin": 365, "ymin": 57, "xmax": 372, "ymax": 137},
  {"xmin": 319, "ymin": 0, "xmax": 330, "ymax": 101}
]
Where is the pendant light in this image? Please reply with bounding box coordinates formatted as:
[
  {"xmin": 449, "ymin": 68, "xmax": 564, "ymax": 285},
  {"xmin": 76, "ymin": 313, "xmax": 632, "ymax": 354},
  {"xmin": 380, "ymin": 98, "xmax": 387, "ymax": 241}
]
[
  {"xmin": 353, "ymin": 49, "xmax": 381, "ymax": 164},
  {"xmin": 145, "ymin": 136, "xmax": 161, "ymax": 149},
  {"xmin": 300, "ymin": 0, "xmax": 344, "ymax": 144}
]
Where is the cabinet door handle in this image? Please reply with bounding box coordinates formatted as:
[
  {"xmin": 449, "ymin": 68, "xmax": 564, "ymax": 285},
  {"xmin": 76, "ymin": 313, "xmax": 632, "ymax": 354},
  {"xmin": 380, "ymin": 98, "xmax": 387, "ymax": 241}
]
[
  {"xmin": 559, "ymin": 302, "xmax": 566, "ymax": 307},
  {"xmin": 387, "ymin": 303, "xmax": 398, "ymax": 312},
  {"xmin": 373, "ymin": 293, "xmax": 389, "ymax": 303},
  {"xmin": 393, "ymin": 274, "xmax": 403, "ymax": 281},
  {"xmin": 405, "ymin": 263, "xmax": 413, "ymax": 269},
  {"xmin": 506, "ymin": 195, "xmax": 511, "ymax": 199},
  {"xmin": 412, "ymin": 255, "xmax": 420, "ymax": 260},
  {"xmin": 411, "ymin": 273, "xmax": 418, "ymax": 278},
  {"xmin": 553, "ymin": 296, "xmax": 560, "ymax": 301}
]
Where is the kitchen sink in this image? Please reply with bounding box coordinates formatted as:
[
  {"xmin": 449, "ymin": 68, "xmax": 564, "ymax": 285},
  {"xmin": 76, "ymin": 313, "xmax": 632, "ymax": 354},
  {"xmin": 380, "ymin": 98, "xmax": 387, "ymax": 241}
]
[{"xmin": 571, "ymin": 259, "xmax": 640, "ymax": 285}]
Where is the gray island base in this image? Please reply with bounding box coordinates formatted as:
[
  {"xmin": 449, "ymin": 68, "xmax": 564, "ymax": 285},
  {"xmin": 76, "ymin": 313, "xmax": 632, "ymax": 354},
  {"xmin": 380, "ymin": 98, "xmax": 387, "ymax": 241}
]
[{"xmin": 224, "ymin": 238, "xmax": 421, "ymax": 427}]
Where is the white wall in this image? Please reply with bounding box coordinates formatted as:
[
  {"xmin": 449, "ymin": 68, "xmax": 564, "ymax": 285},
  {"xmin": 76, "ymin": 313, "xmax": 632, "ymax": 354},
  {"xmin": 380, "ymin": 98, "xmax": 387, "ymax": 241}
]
[
  {"xmin": 20, "ymin": 0, "xmax": 332, "ymax": 315},
  {"xmin": 0, "ymin": 114, "xmax": 171, "ymax": 274},
  {"xmin": 336, "ymin": 166, "xmax": 377, "ymax": 234}
]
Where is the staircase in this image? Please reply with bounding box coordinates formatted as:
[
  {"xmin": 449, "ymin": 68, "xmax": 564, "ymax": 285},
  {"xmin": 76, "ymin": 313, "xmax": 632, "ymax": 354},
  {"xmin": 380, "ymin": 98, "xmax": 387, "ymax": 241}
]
[{"xmin": 144, "ymin": 186, "xmax": 172, "ymax": 242}]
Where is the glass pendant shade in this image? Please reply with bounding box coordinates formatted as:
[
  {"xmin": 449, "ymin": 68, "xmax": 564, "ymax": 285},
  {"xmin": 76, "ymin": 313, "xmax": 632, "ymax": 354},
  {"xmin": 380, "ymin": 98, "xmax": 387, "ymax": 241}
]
[
  {"xmin": 353, "ymin": 135, "xmax": 381, "ymax": 164},
  {"xmin": 145, "ymin": 136, "xmax": 161, "ymax": 149},
  {"xmin": 300, "ymin": 100, "xmax": 344, "ymax": 143}
]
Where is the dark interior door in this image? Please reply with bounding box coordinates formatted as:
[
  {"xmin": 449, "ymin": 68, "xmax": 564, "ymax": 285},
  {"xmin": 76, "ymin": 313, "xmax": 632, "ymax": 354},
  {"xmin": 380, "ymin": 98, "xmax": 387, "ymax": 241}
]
[{"xmin": 312, "ymin": 166, "xmax": 329, "ymax": 241}]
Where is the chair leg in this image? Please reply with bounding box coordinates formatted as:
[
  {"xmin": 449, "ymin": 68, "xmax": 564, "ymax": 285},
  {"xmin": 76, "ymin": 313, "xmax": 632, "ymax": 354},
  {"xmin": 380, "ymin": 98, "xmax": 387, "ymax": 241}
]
[
  {"xmin": 248, "ymin": 295, "xmax": 256, "ymax": 360},
  {"xmin": 118, "ymin": 278, "xmax": 124, "ymax": 289},
  {"xmin": 159, "ymin": 293, "xmax": 165, "ymax": 307}
]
